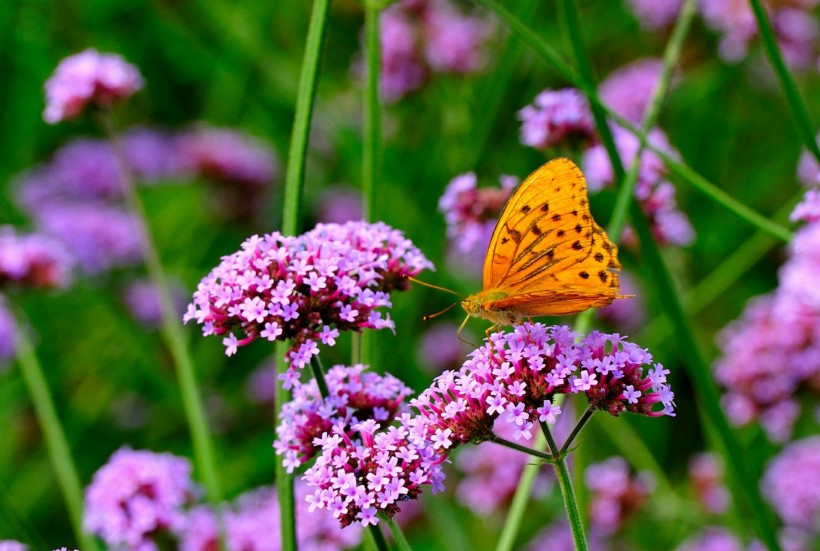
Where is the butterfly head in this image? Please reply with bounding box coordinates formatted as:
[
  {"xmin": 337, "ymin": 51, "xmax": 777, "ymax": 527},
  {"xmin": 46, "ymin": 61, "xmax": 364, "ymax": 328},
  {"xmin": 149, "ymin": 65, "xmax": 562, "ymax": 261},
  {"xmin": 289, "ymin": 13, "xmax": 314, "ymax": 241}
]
[{"xmin": 461, "ymin": 290, "xmax": 521, "ymax": 326}]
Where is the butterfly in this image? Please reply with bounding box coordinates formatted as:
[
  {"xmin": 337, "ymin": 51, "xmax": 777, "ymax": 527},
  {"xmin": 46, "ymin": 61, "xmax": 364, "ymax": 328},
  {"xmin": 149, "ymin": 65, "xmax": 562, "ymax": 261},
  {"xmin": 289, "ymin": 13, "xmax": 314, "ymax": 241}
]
[{"xmin": 460, "ymin": 157, "xmax": 624, "ymax": 330}]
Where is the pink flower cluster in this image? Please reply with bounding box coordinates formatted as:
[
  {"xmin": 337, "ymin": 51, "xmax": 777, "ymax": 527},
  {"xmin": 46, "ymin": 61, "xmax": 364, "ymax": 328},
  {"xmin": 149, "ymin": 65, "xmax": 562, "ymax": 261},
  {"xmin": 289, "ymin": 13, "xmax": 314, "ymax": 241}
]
[
  {"xmin": 43, "ymin": 48, "xmax": 143, "ymax": 124},
  {"xmin": 184, "ymin": 221, "xmax": 432, "ymax": 388},
  {"xmin": 0, "ymin": 542, "xmax": 27, "ymax": 551},
  {"xmin": 624, "ymin": 0, "xmax": 682, "ymax": 30},
  {"xmin": 274, "ymin": 364, "xmax": 414, "ymax": 472},
  {"xmin": 689, "ymin": 452, "xmax": 730, "ymax": 514},
  {"xmin": 301, "ymin": 411, "xmax": 447, "ymax": 527},
  {"xmin": 0, "ymin": 226, "xmax": 73, "ymax": 289},
  {"xmin": 375, "ymin": 0, "xmax": 493, "ymax": 103},
  {"xmin": 715, "ymin": 190, "xmax": 820, "ymax": 441},
  {"xmin": 84, "ymin": 448, "xmax": 196, "ymax": 550},
  {"xmin": 762, "ymin": 436, "xmax": 820, "ymax": 537},
  {"xmin": 599, "ymin": 58, "xmax": 666, "ymax": 125},
  {"xmin": 0, "ymin": 299, "xmax": 17, "ymax": 367},
  {"xmin": 412, "ymin": 323, "xmax": 675, "ymax": 450},
  {"xmin": 517, "ymin": 88, "xmax": 596, "ymax": 150},
  {"xmin": 585, "ymin": 456, "xmax": 653, "ymax": 535}
]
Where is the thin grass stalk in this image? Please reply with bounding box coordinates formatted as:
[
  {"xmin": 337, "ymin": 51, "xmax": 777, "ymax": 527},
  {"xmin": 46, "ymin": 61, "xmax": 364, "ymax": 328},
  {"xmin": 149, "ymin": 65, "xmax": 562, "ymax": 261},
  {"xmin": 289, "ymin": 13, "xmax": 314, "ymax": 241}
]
[
  {"xmin": 13, "ymin": 318, "xmax": 97, "ymax": 551},
  {"xmin": 278, "ymin": 0, "xmax": 331, "ymax": 547},
  {"xmin": 101, "ymin": 116, "xmax": 223, "ymax": 512},
  {"xmin": 470, "ymin": 0, "xmax": 792, "ymax": 242},
  {"xmin": 748, "ymin": 0, "xmax": 820, "ymax": 163}
]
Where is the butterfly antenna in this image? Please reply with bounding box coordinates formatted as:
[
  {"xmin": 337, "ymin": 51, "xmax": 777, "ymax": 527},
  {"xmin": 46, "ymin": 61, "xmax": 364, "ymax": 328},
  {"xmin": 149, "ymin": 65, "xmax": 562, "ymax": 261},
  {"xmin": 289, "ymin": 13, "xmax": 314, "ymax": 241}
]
[
  {"xmin": 422, "ymin": 301, "xmax": 459, "ymax": 322},
  {"xmin": 406, "ymin": 276, "xmax": 463, "ymax": 298}
]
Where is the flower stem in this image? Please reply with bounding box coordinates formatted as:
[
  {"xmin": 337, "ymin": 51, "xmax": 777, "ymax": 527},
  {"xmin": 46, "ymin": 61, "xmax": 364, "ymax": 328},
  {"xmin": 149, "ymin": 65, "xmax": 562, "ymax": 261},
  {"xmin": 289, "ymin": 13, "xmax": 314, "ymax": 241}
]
[
  {"xmin": 13, "ymin": 316, "xmax": 97, "ymax": 551},
  {"xmin": 367, "ymin": 522, "xmax": 391, "ymax": 551},
  {"xmin": 363, "ymin": 0, "xmax": 381, "ymax": 221},
  {"xmin": 100, "ymin": 114, "xmax": 223, "ymax": 509},
  {"xmin": 560, "ymin": 406, "xmax": 595, "ymax": 456},
  {"xmin": 490, "ymin": 436, "xmax": 553, "ymax": 462},
  {"xmin": 540, "ymin": 421, "xmax": 587, "ymax": 551},
  {"xmin": 309, "ymin": 356, "xmax": 330, "ymax": 399},
  {"xmin": 384, "ymin": 516, "xmax": 414, "ymax": 551}
]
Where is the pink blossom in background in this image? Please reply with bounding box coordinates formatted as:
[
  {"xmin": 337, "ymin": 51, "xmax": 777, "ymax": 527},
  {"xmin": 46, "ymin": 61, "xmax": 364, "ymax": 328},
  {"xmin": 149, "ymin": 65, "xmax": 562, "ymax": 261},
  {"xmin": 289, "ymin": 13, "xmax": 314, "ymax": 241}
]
[
  {"xmin": 596, "ymin": 271, "xmax": 646, "ymax": 332},
  {"xmin": 0, "ymin": 542, "xmax": 27, "ymax": 551},
  {"xmin": 422, "ymin": 1, "xmax": 492, "ymax": 74},
  {"xmin": 525, "ymin": 520, "xmax": 607, "ymax": 551},
  {"xmin": 599, "ymin": 58, "xmax": 665, "ymax": 124},
  {"xmin": 796, "ymin": 136, "xmax": 820, "ymax": 187},
  {"xmin": 689, "ymin": 452, "xmax": 730, "ymax": 514},
  {"xmin": 43, "ymin": 49, "xmax": 143, "ymax": 123},
  {"xmin": 416, "ymin": 322, "xmax": 474, "ymax": 373},
  {"xmin": 314, "ymin": 185, "xmax": 363, "ymax": 224},
  {"xmin": 790, "ymin": 188, "xmax": 820, "ymax": 223},
  {"xmin": 517, "ymin": 88, "xmax": 596, "ymax": 150},
  {"xmin": 122, "ymin": 127, "xmax": 188, "ymax": 182},
  {"xmin": 244, "ymin": 361, "xmax": 278, "ymax": 405},
  {"xmin": 675, "ymin": 527, "xmax": 745, "ymax": 551},
  {"xmin": 624, "ymin": 0, "xmax": 682, "ymax": 30},
  {"xmin": 585, "ymin": 456, "xmax": 653, "ymax": 535},
  {"xmin": 84, "ymin": 448, "xmax": 196, "ymax": 550},
  {"xmin": 0, "ymin": 226, "xmax": 74, "ymax": 289},
  {"xmin": 0, "ymin": 299, "xmax": 17, "ymax": 367},
  {"xmin": 122, "ymin": 277, "xmax": 187, "ymax": 328},
  {"xmin": 761, "ymin": 436, "xmax": 820, "ymax": 536},
  {"xmin": 379, "ymin": 6, "xmax": 426, "ymax": 103}
]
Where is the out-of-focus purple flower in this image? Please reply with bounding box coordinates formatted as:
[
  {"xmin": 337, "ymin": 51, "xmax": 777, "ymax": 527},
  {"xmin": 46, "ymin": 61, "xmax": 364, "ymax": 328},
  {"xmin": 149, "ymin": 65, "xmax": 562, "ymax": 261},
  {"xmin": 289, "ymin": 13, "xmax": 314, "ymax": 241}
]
[
  {"xmin": 586, "ymin": 457, "xmax": 653, "ymax": 535},
  {"xmin": 423, "ymin": 1, "xmax": 492, "ymax": 74},
  {"xmin": 0, "ymin": 541, "xmax": 27, "ymax": 551},
  {"xmin": 518, "ymin": 88, "xmax": 596, "ymax": 151},
  {"xmin": 790, "ymin": 188, "xmax": 820, "ymax": 224},
  {"xmin": 416, "ymin": 322, "xmax": 474, "ymax": 373},
  {"xmin": 583, "ymin": 125, "xmax": 694, "ymax": 247},
  {"xmin": 274, "ymin": 364, "xmax": 414, "ymax": 473},
  {"xmin": 122, "ymin": 277, "xmax": 187, "ymax": 328},
  {"xmin": 185, "ymin": 221, "xmax": 432, "ymax": 388},
  {"xmin": 599, "ymin": 58, "xmax": 665, "ymax": 124},
  {"xmin": 796, "ymin": 137, "xmax": 820, "ymax": 187},
  {"xmin": 596, "ymin": 271, "xmax": 645, "ymax": 332},
  {"xmin": 245, "ymin": 361, "xmax": 278, "ymax": 405},
  {"xmin": 453, "ymin": 418, "xmax": 554, "ymax": 516},
  {"xmin": 301, "ymin": 410, "xmax": 446, "ymax": 527},
  {"xmin": 761, "ymin": 436, "xmax": 820, "ymax": 534},
  {"xmin": 412, "ymin": 323, "xmax": 674, "ymax": 451},
  {"xmin": 700, "ymin": 1, "xmax": 820, "ymax": 69},
  {"xmin": 0, "ymin": 226, "xmax": 73, "ymax": 289},
  {"xmin": 84, "ymin": 448, "xmax": 196, "ymax": 550},
  {"xmin": 438, "ymin": 172, "xmax": 517, "ymax": 255},
  {"xmin": 180, "ymin": 481, "xmax": 362, "ymax": 551},
  {"xmin": 525, "ymin": 520, "xmax": 607, "ymax": 551},
  {"xmin": 44, "ymin": 48, "xmax": 143, "ymax": 124},
  {"xmin": 0, "ymin": 298, "xmax": 17, "ymax": 367},
  {"xmin": 34, "ymin": 203, "xmax": 144, "ymax": 275},
  {"xmin": 624, "ymin": 0, "xmax": 682, "ymax": 30},
  {"xmin": 675, "ymin": 527, "xmax": 745, "ymax": 551},
  {"xmin": 122, "ymin": 127, "xmax": 188, "ymax": 182},
  {"xmin": 379, "ymin": 6, "xmax": 426, "ymax": 103},
  {"xmin": 689, "ymin": 452, "xmax": 730, "ymax": 514},
  {"xmin": 314, "ymin": 185, "xmax": 363, "ymax": 224}
]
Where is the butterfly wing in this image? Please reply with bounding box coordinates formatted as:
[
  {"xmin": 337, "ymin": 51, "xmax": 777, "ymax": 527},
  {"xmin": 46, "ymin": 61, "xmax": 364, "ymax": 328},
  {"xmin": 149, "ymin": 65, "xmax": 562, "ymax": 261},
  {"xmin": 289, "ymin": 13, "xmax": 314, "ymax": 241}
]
[{"xmin": 482, "ymin": 158, "xmax": 620, "ymax": 316}]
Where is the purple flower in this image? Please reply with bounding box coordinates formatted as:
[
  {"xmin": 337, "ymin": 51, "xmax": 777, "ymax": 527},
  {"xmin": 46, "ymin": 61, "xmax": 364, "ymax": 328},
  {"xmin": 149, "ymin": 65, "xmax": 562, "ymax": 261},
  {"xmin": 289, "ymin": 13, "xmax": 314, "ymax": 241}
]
[
  {"xmin": 0, "ymin": 542, "xmax": 27, "ymax": 551},
  {"xmin": 314, "ymin": 185, "xmax": 363, "ymax": 224},
  {"xmin": 0, "ymin": 226, "xmax": 73, "ymax": 289},
  {"xmin": 0, "ymin": 298, "xmax": 17, "ymax": 367},
  {"xmin": 122, "ymin": 277, "xmax": 187, "ymax": 328},
  {"xmin": 517, "ymin": 88, "xmax": 596, "ymax": 150},
  {"xmin": 301, "ymin": 411, "xmax": 446, "ymax": 527},
  {"xmin": 378, "ymin": 6, "xmax": 426, "ymax": 103},
  {"xmin": 689, "ymin": 452, "xmax": 730, "ymax": 514},
  {"xmin": 416, "ymin": 322, "xmax": 475, "ymax": 373},
  {"xmin": 796, "ymin": 136, "xmax": 820, "ymax": 187},
  {"xmin": 122, "ymin": 127, "xmax": 188, "ymax": 182},
  {"xmin": 675, "ymin": 527, "xmax": 745, "ymax": 551},
  {"xmin": 525, "ymin": 520, "xmax": 608, "ymax": 551},
  {"xmin": 43, "ymin": 48, "xmax": 143, "ymax": 124},
  {"xmin": 244, "ymin": 361, "xmax": 278, "ymax": 405},
  {"xmin": 599, "ymin": 58, "xmax": 666, "ymax": 124},
  {"xmin": 586, "ymin": 456, "xmax": 653, "ymax": 535},
  {"xmin": 412, "ymin": 324, "xmax": 674, "ymax": 451},
  {"xmin": 84, "ymin": 448, "xmax": 196, "ymax": 549},
  {"xmin": 185, "ymin": 221, "xmax": 433, "ymax": 387},
  {"xmin": 761, "ymin": 436, "xmax": 820, "ymax": 533},
  {"xmin": 422, "ymin": 1, "xmax": 492, "ymax": 74},
  {"xmin": 596, "ymin": 271, "xmax": 646, "ymax": 332},
  {"xmin": 624, "ymin": 0, "xmax": 682, "ymax": 30},
  {"xmin": 790, "ymin": 188, "xmax": 820, "ymax": 224},
  {"xmin": 274, "ymin": 364, "xmax": 414, "ymax": 473}
]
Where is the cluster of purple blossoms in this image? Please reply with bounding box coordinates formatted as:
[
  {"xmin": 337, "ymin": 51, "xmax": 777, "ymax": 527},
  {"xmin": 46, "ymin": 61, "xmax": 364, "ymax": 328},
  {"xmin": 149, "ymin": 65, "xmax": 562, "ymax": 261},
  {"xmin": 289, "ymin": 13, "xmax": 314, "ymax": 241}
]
[
  {"xmin": 700, "ymin": 0, "xmax": 820, "ymax": 70},
  {"xmin": 43, "ymin": 48, "xmax": 143, "ymax": 124},
  {"xmin": 599, "ymin": 58, "xmax": 666, "ymax": 125},
  {"xmin": 438, "ymin": 172, "xmax": 518, "ymax": 270},
  {"xmin": 0, "ymin": 299, "xmax": 17, "ymax": 367},
  {"xmin": 301, "ymin": 410, "xmax": 447, "ymax": 527},
  {"xmin": 412, "ymin": 323, "xmax": 675, "ymax": 450},
  {"xmin": 373, "ymin": 0, "xmax": 493, "ymax": 103},
  {"xmin": 525, "ymin": 520, "xmax": 607, "ymax": 551},
  {"xmin": 761, "ymin": 436, "xmax": 820, "ymax": 541},
  {"xmin": 517, "ymin": 88, "xmax": 596, "ymax": 151},
  {"xmin": 675, "ymin": 527, "xmax": 748, "ymax": 551},
  {"xmin": 122, "ymin": 277, "xmax": 187, "ymax": 328},
  {"xmin": 184, "ymin": 221, "xmax": 433, "ymax": 388},
  {"xmin": 274, "ymin": 364, "xmax": 414, "ymax": 472},
  {"xmin": 0, "ymin": 226, "xmax": 73, "ymax": 289},
  {"xmin": 715, "ymin": 190, "xmax": 820, "ymax": 441},
  {"xmin": 688, "ymin": 452, "xmax": 730, "ymax": 514},
  {"xmin": 84, "ymin": 448, "xmax": 197, "ymax": 550},
  {"xmin": 181, "ymin": 482, "xmax": 362, "ymax": 551},
  {"xmin": 624, "ymin": 0, "xmax": 682, "ymax": 31},
  {"xmin": 585, "ymin": 456, "xmax": 653, "ymax": 535}
]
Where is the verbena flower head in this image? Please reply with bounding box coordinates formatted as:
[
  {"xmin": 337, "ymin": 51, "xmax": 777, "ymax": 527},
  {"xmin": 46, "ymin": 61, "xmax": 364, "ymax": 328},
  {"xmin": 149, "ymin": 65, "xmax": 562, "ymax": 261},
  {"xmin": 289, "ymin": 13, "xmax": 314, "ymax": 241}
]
[
  {"xmin": 599, "ymin": 58, "xmax": 665, "ymax": 124},
  {"xmin": 274, "ymin": 364, "xmax": 414, "ymax": 473},
  {"xmin": 422, "ymin": 0, "xmax": 492, "ymax": 74},
  {"xmin": 689, "ymin": 452, "xmax": 730, "ymax": 514},
  {"xmin": 624, "ymin": 0, "xmax": 682, "ymax": 30},
  {"xmin": 301, "ymin": 411, "xmax": 446, "ymax": 528},
  {"xmin": 0, "ymin": 226, "xmax": 73, "ymax": 289},
  {"xmin": 44, "ymin": 48, "xmax": 143, "ymax": 124},
  {"xmin": 84, "ymin": 448, "xmax": 196, "ymax": 550},
  {"xmin": 790, "ymin": 187, "xmax": 820, "ymax": 223},
  {"xmin": 0, "ymin": 298, "xmax": 17, "ymax": 368},
  {"xmin": 412, "ymin": 323, "xmax": 674, "ymax": 450},
  {"xmin": 122, "ymin": 127, "xmax": 188, "ymax": 182},
  {"xmin": 797, "ymin": 136, "xmax": 820, "ymax": 186},
  {"xmin": 586, "ymin": 456, "xmax": 653, "ymax": 535},
  {"xmin": 518, "ymin": 88, "xmax": 596, "ymax": 151},
  {"xmin": 185, "ymin": 221, "xmax": 432, "ymax": 388},
  {"xmin": 0, "ymin": 541, "xmax": 27, "ymax": 551},
  {"xmin": 378, "ymin": 6, "xmax": 426, "ymax": 103},
  {"xmin": 675, "ymin": 527, "xmax": 745, "ymax": 551},
  {"xmin": 180, "ymin": 482, "xmax": 362, "ymax": 550},
  {"xmin": 761, "ymin": 436, "xmax": 820, "ymax": 534}
]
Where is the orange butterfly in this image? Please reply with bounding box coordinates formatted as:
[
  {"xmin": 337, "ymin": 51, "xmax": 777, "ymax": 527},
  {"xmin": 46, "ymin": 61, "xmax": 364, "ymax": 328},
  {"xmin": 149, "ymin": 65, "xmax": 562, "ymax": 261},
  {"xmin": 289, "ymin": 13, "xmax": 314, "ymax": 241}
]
[{"xmin": 460, "ymin": 158, "xmax": 624, "ymax": 329}]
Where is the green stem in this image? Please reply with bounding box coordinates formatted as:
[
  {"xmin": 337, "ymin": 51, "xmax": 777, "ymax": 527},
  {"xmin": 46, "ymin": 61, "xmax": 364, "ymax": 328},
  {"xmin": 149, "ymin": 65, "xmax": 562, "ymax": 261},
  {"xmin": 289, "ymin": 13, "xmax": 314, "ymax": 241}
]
[
  {"xmin": 368, "ymin": 522, "xmax": 391, "ymax": 551},
  {"xmin": 748, "ymin": 0, "xmax": 820, "ymax": 163},
  {"xmin": 13, "ymin": 318, "xmax": 97, "ymax": 551},
  {"xmin": 100, "ymin": 115, "xmax": 223, "ymax": 508},
  {"xmin": 363, "ymin": 1, "xmax": 381, "ymax": 221},
  {"xmin": 490, "ymin": 436, "xmax": 553, "ymax": 462},
  {"xmin": 384, "ymin": 516, "xmax": 413, "ymax": 551},
  {"xmin": 309, "ymin": 356, "xmax": 330, "ymax": 399},
  {"xmin": 275, "ymin": 342, "xmax": 296, "ymax": 551},
  {"xmin": 540, "ymin": 421, "xmax": 587, "ymax": 551},
  {"xmin": 559, "ymin": 406, "xmax": 595, "ymax": 456}
]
